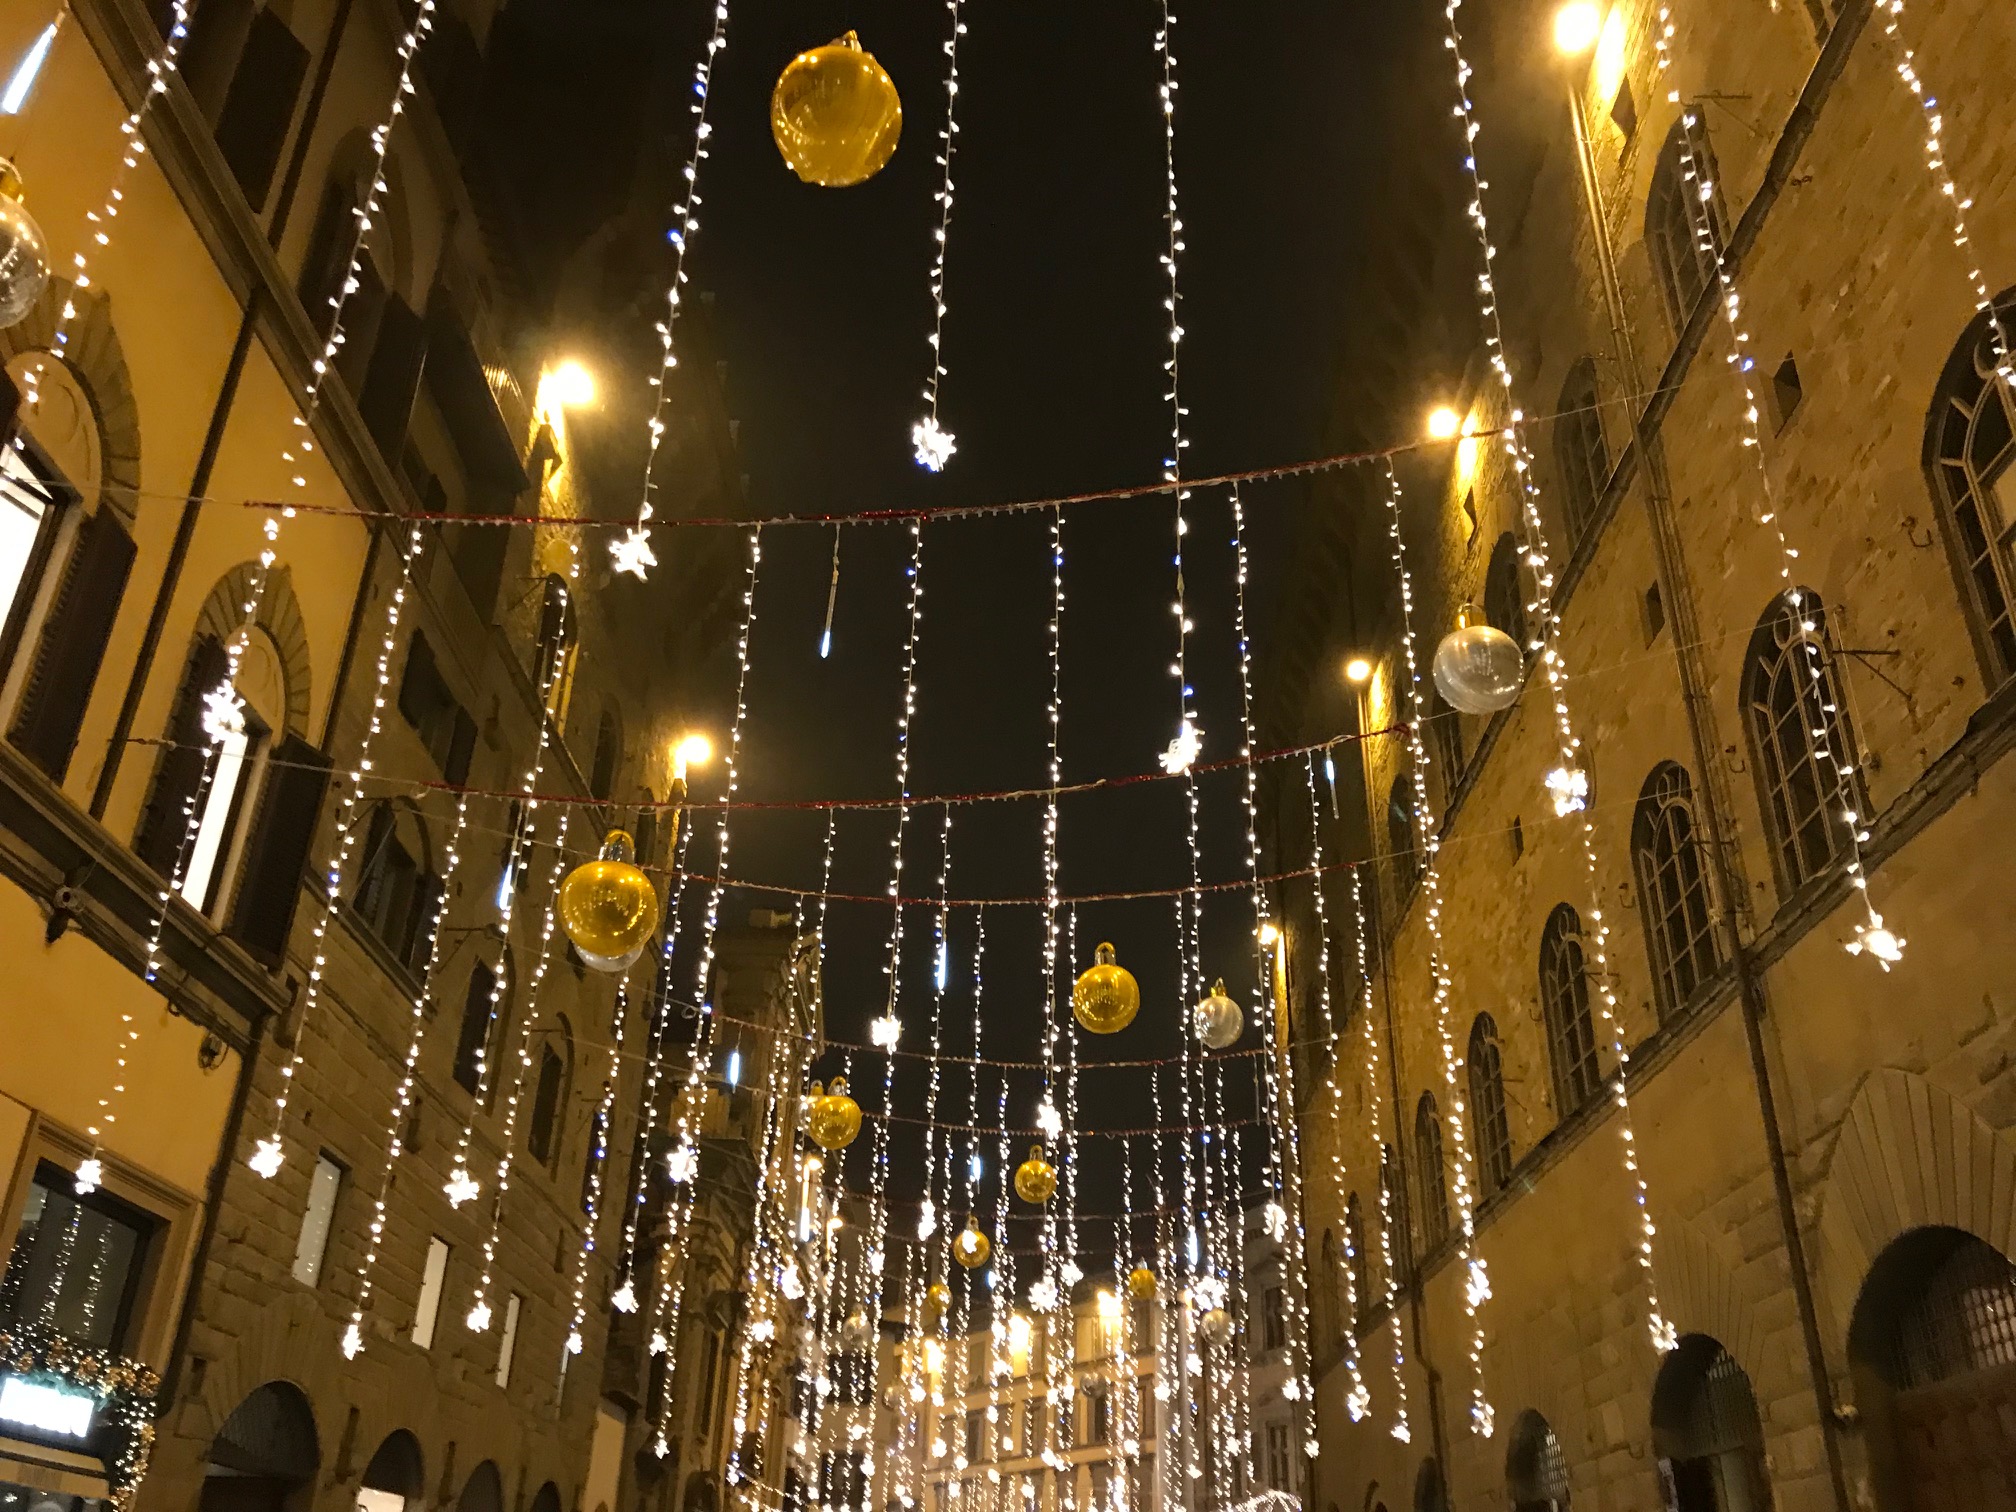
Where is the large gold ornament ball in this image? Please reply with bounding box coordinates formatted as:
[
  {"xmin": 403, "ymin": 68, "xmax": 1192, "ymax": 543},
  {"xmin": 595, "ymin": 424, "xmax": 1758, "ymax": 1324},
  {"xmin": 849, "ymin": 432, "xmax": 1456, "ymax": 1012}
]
[
  {"xmin": 808, "ymin": 1075, "xmax": 863, "ymax": 1151},
  {"xmin": 1127, "ymin": 1266, "xmax": 1157, "ymax": 1300},
  {"xmin": 953, "ymin": 1217, "xmax": 991, "ymax": 1270},
  {"xmin": 1013, "ymin": 1145, "xmax": 1057, "ymax": 1206},
  {"xmin": 1072, "ymin": 941, "xmax": 1140, "ymax": 1035},
  {"xmin": 771, "ymin": 32, "xmax": 902, "ymax": 188},
  {"xmin": 558, "ymin": 830, "xmax": 659, "ymax": 972},
  {"xmin": 925, "ymin": 1282, "xmax": 952, "ymax": 1316}
]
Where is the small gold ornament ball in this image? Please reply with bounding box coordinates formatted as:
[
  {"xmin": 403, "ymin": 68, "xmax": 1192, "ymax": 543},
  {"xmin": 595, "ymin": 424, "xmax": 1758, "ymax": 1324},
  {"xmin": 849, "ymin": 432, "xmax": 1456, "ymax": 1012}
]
[
  {"xmin": 1202, "ymin": 1306, "xmax": 1231, "ymax": 1341},
  {"xmin": 1072, "ymin": 941, "xmax": 1140, "ymax": 1035},
  {"xmin": 808, "ymin": 1075, "xmax": 863, "ymax": 1151},
  {"xmin": 1127, "ymin": 1266, "xmax": 1157, "ymax": 1300},
  {"xmin": 953, "ymin": 1217, "xmax": 991, "ymax": 1270},
  {"xmin": 925, "ymin": 1282, "xmax": 951, "ymax": 1316},
  {"xmin": 558, "ymin": 830, "xmax": 659, "ymax": 972},
  {"xmin": 1013, "ymin": 1144, "xmax": 1057, "ymax": 1205},
  {"xmin": 771, "ymin": 32, "xmax": 903, "ymax": 188}
]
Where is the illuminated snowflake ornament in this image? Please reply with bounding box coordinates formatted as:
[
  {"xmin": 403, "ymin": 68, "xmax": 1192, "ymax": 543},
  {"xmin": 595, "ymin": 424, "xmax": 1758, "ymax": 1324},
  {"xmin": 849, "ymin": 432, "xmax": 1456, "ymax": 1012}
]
[
  {"xmin": 918, "ymin": 1198, "xmax": 938, "ymax": 1240},
  {"xmin": 201, "ymin": 682, "xmax": 246, "ymax": 744},
  {"xmin": 72, "ymin": 1158, "xmax": 102, "ymax": 1196},
  {"xmin": 467, "ymin": 1301, "xmax": 493, "ymax": 1333},
  {"xmin": 610, "ymin": 525, "xmax": 658, "ymax": 580},
  {"xmin": 667, "ymin": 1142, "xmax": 698, "ymax": 1184},
  {"xmin": 565, "ymin": 1329, "xmax": 584, "ymax": 1356},
  {"xmin": 1544, "ymin": 763, "xmax": 1589, "ymax": 817},
  {"xmin": 649, "ymin": 1331, "xmax": 669, "ymax": 1355},
  {"xmin": 612, "ymin": 1281, "xmax": 638, "ymax": 1314},
  {"xmin": 1059, "ymin": 1259, "xmax": 1083, "ymax": 1287},
  {"xmin": 1262, "ymin": 1201, "xmax": 1288, "ymax": 1241},
  {"xmin": 1846, "ymin": 912, "xmax": 1905, "ymax": 970},
  {"xmin": 340, "ymin": 1323, "xmax": 363, "ymax": 1359},
  {"xmin": 1035, "ymin": 1100, "xmax": 1062, "ymax": 1139},
  {"xmin": 912, "ymin": 416, "xmax": 956, "ymax": 472},
  {"xmin": 247, "ymin": 1137, "xmax": 284, "ymax": 1178},
  {"xmin": 444, "ymin": 1165, "xmax": 480, "ymax": 1207},
  {"xmin": 1346, "ymin": 1379, "xmax": 1371, "ymax": 1422},
  {"xmin": 1158, "ymin": 718, "xmax": 1204, "ymax": 775},
  {"xmin": 870, "ymin": 1013, "xmax": 903, "ymax": 1050},
  {"xmin": 1028, "ymin": 1277, "xmax": 1059, "ymax": 1312}
]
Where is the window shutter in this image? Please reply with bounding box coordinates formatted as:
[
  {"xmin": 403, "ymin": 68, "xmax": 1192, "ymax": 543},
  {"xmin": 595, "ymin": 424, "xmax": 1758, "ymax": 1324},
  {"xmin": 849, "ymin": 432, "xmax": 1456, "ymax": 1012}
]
[
  {"xmin": 296, "ymin": 179, "xmax": 355, "ymax": 340},
  {"xmin": 225, "ymin": 731, "xmax": 332, "ymax": 966},
  {"xmin": 133, "ymin": 634, "xmax": 230, "ymax": 877},
  {"xmin": 215, "ymin": 9, "xmax": 309, "ymax": 211},
  {"xmin": 397, "ymin": 629, "xmax": 435, "ymax": 730},
  {"xmin": 446, "ymin": 707, "xmax": 476, "ymax": 787},
  {"xmin": 11, "ymin": 509, "xmax": 136, "ymax": 782},
  {"xmin": 405, "ymin": 871, "xmax": 445, "ymax": 972},
  {"xmin": 0, "ymin": 367, "xmax": 19, "ymax": 447},
  {"xmin": 358, "ymin": 294, "xmax": 428, "ymax": 460}
]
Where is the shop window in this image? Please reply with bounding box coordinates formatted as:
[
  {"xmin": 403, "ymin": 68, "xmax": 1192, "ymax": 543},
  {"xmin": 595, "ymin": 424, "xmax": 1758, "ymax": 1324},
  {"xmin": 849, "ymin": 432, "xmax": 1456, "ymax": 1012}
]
[{"xmin": 0, "ymin": 1160, "xmax": 155, "ymax": 1352}]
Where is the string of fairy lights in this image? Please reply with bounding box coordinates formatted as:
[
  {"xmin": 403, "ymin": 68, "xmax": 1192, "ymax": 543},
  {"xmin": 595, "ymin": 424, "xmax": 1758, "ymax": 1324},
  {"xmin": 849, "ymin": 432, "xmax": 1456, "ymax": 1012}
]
[{"xmin": 910, "ymin": 0, "xmax": 968, "ymax": 472}]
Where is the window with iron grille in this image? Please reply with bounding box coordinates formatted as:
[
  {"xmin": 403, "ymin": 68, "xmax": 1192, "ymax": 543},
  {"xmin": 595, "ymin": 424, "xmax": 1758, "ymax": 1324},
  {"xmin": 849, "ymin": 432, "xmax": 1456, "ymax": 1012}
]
[
  {"xmin": 1896, "ymin": 1237, "xmax": 2016, "ymax": 1389},
  {"xmin": 1555, "ymin": 356, "xmax": 1609, "ymax": 542},
  {"xmin": 1466, "ymin": 1014, "xmax": 1513, "ymax": 1195},
  {"xmin": 1927, "ymin": 295, "xmax": 2016, "ymax": 683},
  {"xmin": 1742, "ymin": 592, "xmax": 1868, "ymax": 898},
  {"xmin": 1538, "ymin": 904, "xmax": 1602, "ymax": 1114},
  {"xmin": 1632, "ymin": 761, "xmax": 1722, "ymax": 1018},
  {"xmin": 1344, "ymin": 1195, "xmax": 1369, "ymax": 1326},
  {"xmin": 1428, "ymin": 689, "xmax": 1465, "ymax": 796},
  {"xmin": 1646, "ymin": 119, "xmax": 1727, "ymax": 328},
  {"xmin": 1413, "ymin": 1093, "xmax": 1449, "ymax": 1249},
  {"xmin": 1386, "ymin": 774, "xmax": 1419, "ymax": 903}
]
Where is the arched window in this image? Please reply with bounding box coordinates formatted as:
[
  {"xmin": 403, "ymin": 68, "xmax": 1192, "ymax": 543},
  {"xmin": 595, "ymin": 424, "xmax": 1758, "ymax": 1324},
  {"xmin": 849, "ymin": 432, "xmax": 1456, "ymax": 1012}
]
[
  {"xmin": 200, "ymin": 1381, "xmax": 320, "ymax": 1512},
  {"xmin": 528, "ymin": 1021, "xmax": 572, "ymax": 1166},
  {"xmin": 357, "ymin": 1430, "xmax": 425, "ymax": 1512},
  {"xmin": 1387, "ymin": 775, "xmax": 1419, "ymax": 902},
  {"xmin": 1539, "ymin": 904, "xmax": 1602, "ymax": 1115},
  {"xmin": 590, "ymin": 708, "xmax": 621, "ymax": 800},
  {"xmin": 1506, "ymin": 1409, "xmax": 1570, "ymax": 1511},
  {"xmin": 1319, "ymin": 1229, "xmax": 1342, "ymax": 1348},
  {"xmin": 1413, "ymin": 1093, "xmax": 1449, "ymax": 1250},
  {"xmin": 1632, "ymin": 762, "xmax": 1721, "ymax": 1018},
  {"xmin": 1379, "ymin": 1144, "xmax": 1407, "ymax": 1288},
  {"xmin": 1484, "ymin": 532, "xmax": 1529, "ymax": 652},
  {"xmin": 1743, "ymin": 591, "xmax": 1867, "ymax": 897},
  {"xmin": 1554, "ymin": 356, "xmax": 1608, "ymax": 541},
  {"xmin": 1849, "ymin": 1228, "xmax": 2016, "ymax": 1503},
  {"xmin": 1650, "ymin": 1336, "xmax": 1769, "ymax": 1512},
  {"xmin": 1466, "ymin": 1014, "xmax": 1513, "ymax": 1196},
  {"xmin": 1646, "ymin": 120, "xmax": 1727, "ymax": 327},
  {"xmin": 1344, "ymin": 1194, "xmax": 1370, "ymax": 1328},
  {"xmin": 1924, "ymin": 295, "xmax": 2016, "ymax": 681},
  {"xmin": 352, "ymin": 802, "xmax": 442, "ymax": 976},
  {"xmin": 534, "ymin": 573, "xmax": 577, "ymax": 712},
  {"xmin": 452, "ymin": 960, "xmax": 499, "ymax": 1095},
  {"xmin": 1427, "ymin": 688, "xmax": 1465, "ymax": 795}
]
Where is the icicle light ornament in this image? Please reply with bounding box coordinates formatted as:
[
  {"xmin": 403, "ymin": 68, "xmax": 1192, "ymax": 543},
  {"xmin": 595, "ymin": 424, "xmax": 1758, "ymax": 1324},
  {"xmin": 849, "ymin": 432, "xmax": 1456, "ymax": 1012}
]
[
  {"xmin": 771, "ymin": 32, "xmax": 902, "ymax": 187},
  {"xmin": 558, "ymin": 829, "xmax": 659, "ymax": 973},
  {"xmin": 1072, "ymin": 941, "xmax": 1140, "ymax": 1035}
]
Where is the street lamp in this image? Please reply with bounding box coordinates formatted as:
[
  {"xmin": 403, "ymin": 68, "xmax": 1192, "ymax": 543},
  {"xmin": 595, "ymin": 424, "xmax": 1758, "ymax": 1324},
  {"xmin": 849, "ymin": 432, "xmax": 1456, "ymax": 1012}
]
[
  {"xmin": 1553, "ymin": 1, "xmax": 1601, "ymax": 53},
  {"xmin": 1426, "ymin": 406, "xmax": 1462, "ymax": 441},
  {"xmin": 1344, "ymin": 656, "xmax": 1373, "ymax": 685}
]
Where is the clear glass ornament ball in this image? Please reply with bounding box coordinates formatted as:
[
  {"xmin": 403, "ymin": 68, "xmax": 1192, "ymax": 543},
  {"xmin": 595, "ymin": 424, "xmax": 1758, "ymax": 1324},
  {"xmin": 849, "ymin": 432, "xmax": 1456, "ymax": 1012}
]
[{"xmin": 1431, "ymin": 622, "xmax": 1524, "ymax": 715}]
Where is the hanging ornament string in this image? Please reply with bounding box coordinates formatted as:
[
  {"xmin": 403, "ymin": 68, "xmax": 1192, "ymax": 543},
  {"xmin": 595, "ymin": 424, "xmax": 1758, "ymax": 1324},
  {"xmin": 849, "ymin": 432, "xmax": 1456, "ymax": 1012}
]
[
  {"xmin": 338, "ymin": 791, "xmax": 473, "ymax": 1359},
  {"xmin": 1440, "ymin": 0, "xmax": 1674, "ymax": 1364},
  {"xmin": 248, "ymin": 527, "xmax": 427, "ymax": 1179},
  {"xmin": 1229, "ymin": 488, "xmax": 1316, "ymax": 1456},
  {"xmin": 1306, "ymin": 755, "xmax": 1370, "ymax": 1424},
  {"xmin": 560, "ymin": 978, "xmax": 638, "ymax": 1361},
  {"xmin": 465, "ymin": 809, "xmax": 574, "ymax": 1334},
  {"xmin": 909, "ymin": 0, "xmax": 968, "ymax": 471},
  {"xmin": 1655, "ymin": 17, "xmax": 1899, "ymax": 970},
  {"xmin": 1349, "ymin": 862, "xmax": 1410, "ymax": 1441},
  {"xmin": 610, "ymin": 0, "xmax": 732, "ymax": 578},
  {"xmin": 647, "ymin": 527, "xmax": 763, "ymax": 1456},
  {"xmin": 1379, "ymin": 458, "xmax": 1492, "ymax": 1435}
]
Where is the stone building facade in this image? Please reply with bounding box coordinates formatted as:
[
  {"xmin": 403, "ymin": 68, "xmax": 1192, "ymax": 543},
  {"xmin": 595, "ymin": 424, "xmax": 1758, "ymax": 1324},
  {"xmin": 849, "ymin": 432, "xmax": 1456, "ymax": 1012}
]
[
  {"xmin": 1258, "ymin": 0, "xmax": 2016, "ymax": 1509},
  {"xmin": 0, "ymin": 3, "xmax": 743, "ymax": 1512}
]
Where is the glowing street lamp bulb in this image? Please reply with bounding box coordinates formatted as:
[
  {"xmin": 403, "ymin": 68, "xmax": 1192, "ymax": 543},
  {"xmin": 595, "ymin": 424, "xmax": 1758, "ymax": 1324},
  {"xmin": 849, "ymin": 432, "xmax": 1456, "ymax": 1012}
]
[
  {"xmin": 544, "ymin": 360, "xmax": 596, "ymax": 409},
  {"xmin": 1553, "ymin": 1, "xmax": 1602, "ymax": 53},
  {"xmin": 1427, "ymin": 406, "xmax": 1463, "ymax": 441},
  {"xmin": 1344, "ymin": 656, "xmax": 1373, "ymax": 685},
  {"xmin": 1258, "ymin": 920, "xmax": 1281, "ymax": 947},
  {"xmin": 673, "ymin": 732, "xmax": 713, "ymax": 779}
]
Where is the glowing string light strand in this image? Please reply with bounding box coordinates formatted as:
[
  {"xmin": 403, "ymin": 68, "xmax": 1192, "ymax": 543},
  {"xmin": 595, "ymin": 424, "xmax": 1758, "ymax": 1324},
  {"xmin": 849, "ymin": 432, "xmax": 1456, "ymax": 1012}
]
[
  {"xmin": 560, "ymin": 980, "xmax": 636, "ymax": 1362},
  {"xmin": 1655, "ymin": 16, "xmax": 1900, "ymax": 971},
  {"xmin": 910, "ymin": 0, "xmax": 968, "ymax": 471},
  {"xmin": 1348, "ymin": 864, "xmax": 1410, "ymax": 1440},
  {"xmin": 1378, "ymin": 458, "xmax": 1491, "ymax": 1434},
  {"xmin": 338, "ymin": 792, "xmax": 473, "ymax": 1359},
  {"xmin": 612, "ymin": 0, "xmax": 732, "ymax": 577},
  {"xmin": 248, "ymin": 528, "xmax": 428, "ymax": 1178},
  {"xmin": 1439, "ymin": 0, "xmax": 1674, "ymax": 1359}
]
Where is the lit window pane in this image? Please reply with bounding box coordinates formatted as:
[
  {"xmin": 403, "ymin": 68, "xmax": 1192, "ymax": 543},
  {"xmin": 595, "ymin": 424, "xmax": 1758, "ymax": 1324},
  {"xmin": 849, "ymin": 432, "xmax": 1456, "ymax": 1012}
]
[{"xmin": 0, "ymin": 447, "xmax": 53, "ymax": 624}]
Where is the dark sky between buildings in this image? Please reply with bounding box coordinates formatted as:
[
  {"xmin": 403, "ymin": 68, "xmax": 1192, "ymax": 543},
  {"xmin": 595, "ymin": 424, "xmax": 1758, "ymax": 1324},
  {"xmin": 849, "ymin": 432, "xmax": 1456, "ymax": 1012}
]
[{"xmin": 483, "ymin": 0, "xmax": 1439, "ymax": 1264}]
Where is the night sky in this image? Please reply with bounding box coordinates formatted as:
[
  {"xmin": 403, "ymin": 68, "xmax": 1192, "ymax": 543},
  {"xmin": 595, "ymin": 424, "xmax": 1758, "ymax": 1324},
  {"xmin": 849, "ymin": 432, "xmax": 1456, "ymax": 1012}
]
[{"xmin": 484, "ymin": 0, "xmax": 1427, "ymax": 1268}]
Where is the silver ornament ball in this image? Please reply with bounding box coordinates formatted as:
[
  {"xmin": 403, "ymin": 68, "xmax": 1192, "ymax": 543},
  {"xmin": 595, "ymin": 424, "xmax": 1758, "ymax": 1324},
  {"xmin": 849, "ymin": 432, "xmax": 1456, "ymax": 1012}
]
[
  {"xmin": 1192, "ymin": 979, "xmax": 1243, "ymax": 1050},
  {"xmin": 1431, "ymin": 620, "xmax": 1524, "ymax": 715},
  {"xmin": 0, "ymin": 167, "xmax": 48, "ymax": 330}
]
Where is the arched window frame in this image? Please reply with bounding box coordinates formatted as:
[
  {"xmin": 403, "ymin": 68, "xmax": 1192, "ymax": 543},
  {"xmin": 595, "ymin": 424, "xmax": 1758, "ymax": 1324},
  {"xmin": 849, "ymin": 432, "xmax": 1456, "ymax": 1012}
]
[
  {"xmin": 1386, "ymin": 774, "xmax": 1419, "ymax": 905},
  {"xmin": 1742, "ymin": 591, "xmax": 1868, "ymax": 899},
  {"xmin": 1466, "ymin": 1014, "xmax": 1513, "ymax": 1196},
  {"xmin": 1924, "ymin": 293, "xmax": 2016, "ymax": 682},
  {"xmin": 1413, "ymin": 1092, "xmax": 1449, "ymax": 1251},
  {"xmin": 1646, "ymin": 119, "xmax": 1728, "ymax": 329},
  {"xmin": 1539, "ymin": 904, "xmax": 1602, "ymax": 1116},
  {"xmin": 1554, "ymin": 356, "xmax": 1609, "ymax": 542},
  {"xmin": 1631, "ymin": 762, "xmax": 1722, "ymax": 1018},
  {"xmin": 351, "ymin": 799, "xmax": 443, "ymax": 978},
  {"xmin": 1343, "ymin": 1194, "xmax": 1370, "ymax": 1328},
  {"xmin": 1484, "ymin": 532, "xmax": 1529, "ymax": 652}
]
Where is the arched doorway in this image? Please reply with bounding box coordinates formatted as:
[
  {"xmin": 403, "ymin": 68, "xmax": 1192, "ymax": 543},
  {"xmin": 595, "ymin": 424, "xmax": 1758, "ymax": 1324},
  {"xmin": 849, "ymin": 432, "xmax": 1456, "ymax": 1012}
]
[
  {"xmin": 1506, "ymin": 1409, "xmax": 1569, "ymax": 1510},
  {"xmin": 530, "ymin": 1482, "xmax": 564, "ymax": 1512},
  {"xmin": 356, "ymin": 1430, "xmax": 425, "ymax": 1512},
  {"xmin": 1414, "ymin": 1459, "xmax": 1447, "ymax": 1512},
  {"xmin": 1650, "ymin": 1335, "xmax": 1769, "ymax": 1512},
  {"xmin": 1848, "ymin": 1225, "xmax": 2016, "ymax": 1508},
  {"xmin": 458, "ymin": 1463, "xmax": 504, "ymax": 1512},
  {"xmin": 200, "ymin": 1382, "xmax": 319, "ymax": 1512}
]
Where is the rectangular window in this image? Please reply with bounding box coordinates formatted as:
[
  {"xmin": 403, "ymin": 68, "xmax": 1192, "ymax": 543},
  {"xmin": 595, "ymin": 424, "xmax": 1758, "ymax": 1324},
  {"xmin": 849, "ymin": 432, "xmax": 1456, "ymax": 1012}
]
[
  {"xmin": 1022, "ymin": 1398, "xmax": 1043, "ymax": 1458},
  {"xmin": 528, "ymin": 1045, "xmax": 564, "ymax": 1164},
  {"xmin": 0, "ymin": 445, "xmax": 58, "ymax": 645},
  {"xmin": 411, "ymin": 1236, "xmax": 449, "ymax": 1348},
  {"xmin": 180, "ymin": 703, "xmax": 267, "ymax": 913},
  {"xmin": 396, "ymin": 631, "xmax": 477, "ymax": 784},
  {"xmin": 1265, "ymin": 1422, "xmax": 1291, "ymax": 1491},
  {"xmin": 1263, "ymin": 1285, "xmax": 1287, "ymax": 1351},
  {"xmin": 0, "ymin": 1160, "xmax": 154, "ymax": 1352},
  {"xmin": 965, "ymin": 1409, "xmax": 983, "ymax": 1463},
  {"xmin": 495, "ymin": 1292, "xmax": 522, "ymax": 1387},
  {"xmin": 291, "ymin": 1154, "xmax": 343, "ymax": 1286}
]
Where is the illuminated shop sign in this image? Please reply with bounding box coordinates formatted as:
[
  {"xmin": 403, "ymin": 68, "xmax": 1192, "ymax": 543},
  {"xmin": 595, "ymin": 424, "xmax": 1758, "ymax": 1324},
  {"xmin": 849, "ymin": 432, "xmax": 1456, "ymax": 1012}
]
[{"xmin": 0, "ymin": 1374, "xmax": 96, "ymax": 1440}]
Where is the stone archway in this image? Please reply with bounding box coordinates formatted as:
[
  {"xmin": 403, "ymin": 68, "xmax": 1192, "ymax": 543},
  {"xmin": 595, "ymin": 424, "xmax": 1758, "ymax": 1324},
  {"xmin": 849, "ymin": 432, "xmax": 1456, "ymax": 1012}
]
[
  {"xmin": 357, "ymin": 1429, "xmax": 425, "ymax": 1512},
  {"xmin": 199, "ymin": 1381, "xmax": 319, "ymax": 1512},
  {"xmin": 1650, "ymin": 1335, "xmax": 1770, "ymax": 1512},
  {"xmin": 1506, "ymin": 1408, "xmax": 1570, "ymax": 1510}
]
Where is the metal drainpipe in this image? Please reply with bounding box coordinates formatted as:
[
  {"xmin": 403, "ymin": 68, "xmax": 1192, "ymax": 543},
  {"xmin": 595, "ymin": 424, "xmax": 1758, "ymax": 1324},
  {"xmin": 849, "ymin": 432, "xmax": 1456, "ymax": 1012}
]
[
  {"xmin": 1564, "ymin": 77, "xmax": 1851, "ymax": 1512},
  {"xmin": 90, "ymin": 0, "xmax": 360, "ymax": 819}
]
